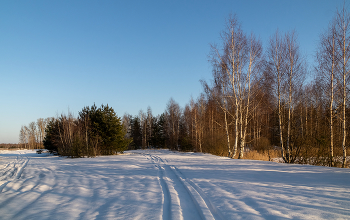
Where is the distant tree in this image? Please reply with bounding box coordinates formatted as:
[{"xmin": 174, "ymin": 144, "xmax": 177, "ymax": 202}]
[
  {"xmin": 165, "ymin": 98, "xmax": 181, "ymax": 150},
  {"xmin": 192, "ymin": 95, "xmax": 206, "ymax": 152},
  {"xmin": 43, "ymin": 118, "xmax": 59, "ymax": 153},
  {"xmin": 28, "ymin": 122, "xmax": 38, "ymax": 149},
  {"xmin": 138, "ymin": 110, "xmax": 147, "ymax": 149},
  {"xmin": 152, "ymin": 113, "xmax": 167, "ymax": 148},
  {"xmin": 19, "ymin": 125, "xmax": 27, "ymax": 148},
  {"xmin": 146, "ymin": 106, "xmax": 153, "ymax": 147},
  {"xmin": 130, "ymin": 116, "xmax": 142, "ymax": 149},
  {"xmin": 122, "ymin": 113, "xmax": 133, "ymax": 148},
  {"xmin": 36, "ymin": 118, "xmax": 46, "ymax": 148}
]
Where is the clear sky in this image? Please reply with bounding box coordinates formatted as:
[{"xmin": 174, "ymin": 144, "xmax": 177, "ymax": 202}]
[{"xmin": 0, "ymin": 0, "xmax": 346, "ymax": 143}]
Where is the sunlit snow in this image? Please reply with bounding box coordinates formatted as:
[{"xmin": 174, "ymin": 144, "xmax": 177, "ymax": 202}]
[{"xmin": 0, "ymin": 149, "xmax": 349, "ymax": 219}]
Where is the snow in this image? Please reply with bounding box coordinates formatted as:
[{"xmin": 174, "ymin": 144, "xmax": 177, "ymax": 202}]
[{"xmin": 0, "ymin": 149, "xmax": 349, "ymax": 220}]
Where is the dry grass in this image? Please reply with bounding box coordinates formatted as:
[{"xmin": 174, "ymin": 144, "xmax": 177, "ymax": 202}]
[
  {"xmin": 243, "ymin": 150, "xmax": 281, "ymax": 162},
  {"xmin": 0, "ymin": 148, "xmax": 25, "ymax": 151}
]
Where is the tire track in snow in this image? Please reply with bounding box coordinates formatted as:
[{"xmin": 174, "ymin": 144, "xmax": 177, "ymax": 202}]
[{"xmin": 146, "ymin": 153, "xmax": 220, "ymax": 220}]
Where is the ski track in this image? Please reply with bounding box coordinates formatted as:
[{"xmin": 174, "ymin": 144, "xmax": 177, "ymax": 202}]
[
  {"xmin": 0, "ymin": 153, "xmax": 30, "ymax": 193},
  {"xmin": 144, "ymin": 153, "xmax": 220, "ymax": 220}
]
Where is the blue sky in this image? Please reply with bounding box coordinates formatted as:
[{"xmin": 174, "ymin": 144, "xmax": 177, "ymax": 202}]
[{"xmin": 0, "ymin": 0, "xmax": 345, "ymax": 143}]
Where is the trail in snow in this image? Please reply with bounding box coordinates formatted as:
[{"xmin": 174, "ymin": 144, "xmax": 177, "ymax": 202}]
[
  {"xmin": 0, "ymin": 152, "xmax": 30, "ymax": 193},
  {"xmin": 144, "ymin": 153, "xmax": 218, "ymax": 220}
]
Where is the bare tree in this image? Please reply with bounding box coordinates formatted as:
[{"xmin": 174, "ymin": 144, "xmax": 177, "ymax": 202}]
[
  {"xmin": 36, "ymin": 118, "xmax": 48, "ymax": 148},
  {"xmin": 28, "ymin": 122, "xmax": 38, "ymax": 149},
  {"xmin": 210, "ymin": 14, "xmax": 263, "ymax": 158},
  {"xmin": 19, "ymin": 126, "xmax": 27, "ymax": 148},
  {"xmin": 191, "ymin": 94, "xmax": 206, "ymax": 152},
  {"xmin": 147, "ymin": 106, "xmax": 153, "ymax": 147},
  {"xmin": 139, "ymin": 110, "xmax": 147, "ymax": 149},
  {"xmin": 316, "ymin": 19, "xmax": 339, "ymax": 166},
  {"xmin": 334, "ymin": 5, "xmax": 350, "ymax": 167},
  {"xmin": 165, "ymin": 98, "xmax": 181, "ymax": 150},
  {"xmin": 267, "ymin": 30, "xmax": 287, "ymax": 161},
  {"xmin": 267, "ymin": 30, "xmax": 305, "ymax": 163},
  {"xmin": 122, "ymin": 113, "xmax": 132, "ymax": 139},
  {"xmin": 285, "ymin": 31, "xmax": 306, "ymax": 162}
]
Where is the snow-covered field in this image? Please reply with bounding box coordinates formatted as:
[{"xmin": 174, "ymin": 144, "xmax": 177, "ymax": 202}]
[{"xmin": 0, "ymin": 149, "xmax": 349, "ymax": 220}]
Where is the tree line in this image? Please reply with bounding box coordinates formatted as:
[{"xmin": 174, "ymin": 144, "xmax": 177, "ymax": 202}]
[
  {"xmin": 17, "ymin": 6, "xmax": 350, "ymax": 167},
  {"xmin": 19, "ymin": 118, "xmax": 51, "ymax": 149},
  {"xmin": 19, "ymin": 104, "xmax": 130, "ymax": 157},
  {"xmin": 0, "ymin": 143, "xmax": 22, "ymax": 149},
  {"xmin": 123, "ymin": 7, "xmax": 350, "ymax": 168}
]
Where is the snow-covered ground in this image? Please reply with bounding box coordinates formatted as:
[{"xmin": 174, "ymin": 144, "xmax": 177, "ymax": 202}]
[{"xmin": 0, "ymin": 149, "xmax": 349, "ymax": 220}]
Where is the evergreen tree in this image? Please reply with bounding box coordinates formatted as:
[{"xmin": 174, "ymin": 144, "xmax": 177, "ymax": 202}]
[
  {"xmin": 130, "ymin": 117, "xmax": 142, "ymax": 149},
  {"xmin": 151, "ymin": 114, "xmax": 166, "ymax": 148},
  {"xmin": 43, "ymin": 104, "xmax": 129, "ymax": 156},
  {"xmin": 95, "ymin": 104, "xmax": 129, "ymax": 154},
  {"xmin": 43, "ymin": 119, "xmax": 59, "ymax": 153}
]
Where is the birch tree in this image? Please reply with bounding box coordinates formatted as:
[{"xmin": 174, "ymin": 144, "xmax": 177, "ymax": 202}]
[
  {"xmin": 267, "ymin": 31, "xmax": 286, "ymax": 161},
  {"xmin": 28, "ymin": 122, "xmax": 38, "ymax": 149},
  {"xmin": 267, "ymin": 30, "xmax": 305, "ymax": 163},
  {"xmin": 335, "ymin": 6, "xmax": 350, "ymax": 167},
  {"xmin": 316, "ymin": 19, "xmax": 339, "ymax": 167},
  {"xmin": 285, "ymin": 31, "xmax": 305, "ymax": 163},
  {"xmin": 193, "ymin": 94, "xmax": 206, "ymax": 153},
  {"xmin": 146, "ymin": 107, "xmax": 153, "ymax": 147},
  {"xmin": 37, "ymin": 118, "xmax": 48, "ymax": 148},
  {"xmin": 165, "ymin": 98, "xmax": 181, "ymax": 150},
  {"xmin": 139, "ymin": 110, "xmax": 147, "ymax": 149},
  {"xmin": 19, "ymin": 126, "xmax": 27, "ymax": 148},
  {"xmin": 210, "ymin": 15, "xmax": 263, "ymax": 159}
]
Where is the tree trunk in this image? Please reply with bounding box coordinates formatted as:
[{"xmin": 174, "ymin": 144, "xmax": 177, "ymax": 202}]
[{"xmin": 224, "ymin": 108, "xmax": 231, "ymax": 157}]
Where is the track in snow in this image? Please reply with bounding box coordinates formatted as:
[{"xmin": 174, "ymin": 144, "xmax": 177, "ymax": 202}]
[
  {"xmin": 144, "ymin": 153, "xmax": 221, "ymax": 220},
  {"xmin": 0, "ymin": 153, "xmax": 30, "ymax": 193}
]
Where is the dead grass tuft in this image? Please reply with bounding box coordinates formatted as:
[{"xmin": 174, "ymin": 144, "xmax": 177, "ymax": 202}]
[{"xmin": 244, "ymin": 150, "xmax": 280, "ymax": 161}]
